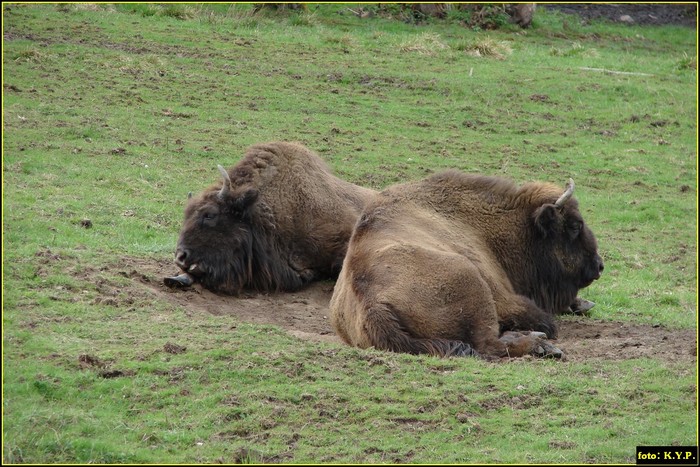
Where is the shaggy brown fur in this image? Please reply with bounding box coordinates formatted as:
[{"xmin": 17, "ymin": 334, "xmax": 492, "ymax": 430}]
[
  {"xmin": 330, "ymin": 170, "xmax": 604, "ymax": 359},
  {"xmin": 171, "ymin": 141, "xmax": 376, "ymax": 294}
]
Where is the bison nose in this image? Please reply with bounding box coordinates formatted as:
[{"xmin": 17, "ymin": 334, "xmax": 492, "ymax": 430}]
[
  {"xmin": 175, "ymin": 248, "xmax": 190, "ymax": 269},
  {"xmin": 595, "ymin": 256, "xmax": 604, "ymax": 279}
]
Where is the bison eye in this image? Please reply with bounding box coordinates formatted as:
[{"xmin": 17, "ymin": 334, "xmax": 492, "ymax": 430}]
[
  {"xmin": 567, "ymin": 221, "xmax": 582, "ymax": 239},
  {"xmin": 201, "ymin": 211, "xmax": 219, "ymax": 227}
]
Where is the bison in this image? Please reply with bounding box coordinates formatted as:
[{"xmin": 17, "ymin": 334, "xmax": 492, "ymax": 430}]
[
  {"xmin": 165, "ymin": 141, "xmax": 376, "ymax": 294},
  {"xmin": 330, "ymin": 171, "xmax": 604, "ymax": 360}
]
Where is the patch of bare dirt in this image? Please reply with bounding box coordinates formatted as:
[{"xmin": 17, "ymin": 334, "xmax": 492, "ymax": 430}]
[
  {"xmin": 131, "ymin": 257, "xmax": 341, "ymax": 343},
  {"xmin": 557, "ymin": 317, "xmax": 696, "ymax": 362},
  {"xmin": 119, "ymin": 257, "xmax": 696, "ymax": 363},
  {"xmin": 543, "ymin": 3, "xmax": 696, "ymax": 28}
]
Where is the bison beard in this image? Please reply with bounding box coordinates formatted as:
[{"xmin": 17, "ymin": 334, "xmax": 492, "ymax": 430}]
[
  {"xmin": 166, "ymin": 141, "xmax": 376, "ymax": 294},
  {"xmin": 330, "ymin": 171, "xmax": 604, "ymax": 360}
]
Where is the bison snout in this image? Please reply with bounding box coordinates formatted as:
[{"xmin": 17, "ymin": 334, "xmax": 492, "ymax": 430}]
[
  {"xmin": 175, "ymin": 248, "xmax": 191, "ymax": 269},
  {"xmin": 591, "ymin": 255, "xmax": 604, "ymax": 281},
  {"xmin": 596, "ymin": 255, "xmax": 604, "ymax": 277},
  {"xmin": 580, "ymin": 255, "xmax": 604, "ymax": 288}
]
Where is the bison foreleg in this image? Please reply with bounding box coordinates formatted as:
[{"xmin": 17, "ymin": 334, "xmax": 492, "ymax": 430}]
[
  {"xmin": 565, "ymin": 297, "xmax": 596, "ymax": 316},
  {"xmin": 499, "ymin": 331, "xmax": 564, "ymax": 359},
  {"xmin": 288, "ymin": 254, "xmax": 318, "ymax": 286},
  {"xmin": 164, "ymin": 273, "xmax": 195, "ymax": 288}
]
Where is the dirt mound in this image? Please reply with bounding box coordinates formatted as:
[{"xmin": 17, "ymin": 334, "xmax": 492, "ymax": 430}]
[{"xmin": 122, "ymin": 257, "xmax": 696, "ymax": 363}]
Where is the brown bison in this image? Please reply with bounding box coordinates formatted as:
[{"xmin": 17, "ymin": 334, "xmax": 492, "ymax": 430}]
[
  {"xmin": 330, "ymin": 171, "xmax": 604, "ymax": 360},
  {"xmin": 165, "ymin": 141, "xmax": 376, "ymax": 294}
]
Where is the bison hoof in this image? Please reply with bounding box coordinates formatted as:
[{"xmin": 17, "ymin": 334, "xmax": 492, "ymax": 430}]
[
  {"xmin": 499, "ymin": 331, "xmax": 564, "ymax": 359},
  {"xmin": 164, "ymin": 273, "xmax": 195, "ymax": 288},
  {"xmin": 566, "ymin": 297, "xmax": 596, "ymax": 315},
  {"xmin": 533, "ymin": 340, "xmax": 564, "ymax": 359}
]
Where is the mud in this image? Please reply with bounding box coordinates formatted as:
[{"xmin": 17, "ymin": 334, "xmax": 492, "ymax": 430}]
[{"xmin": 111, "ymin": 257, "xmax": 698, "ymax": 363}]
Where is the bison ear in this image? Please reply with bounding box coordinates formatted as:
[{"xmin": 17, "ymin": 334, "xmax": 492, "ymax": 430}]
[
  {"xmin": 232, "ymin": 188, "xmax": 259, "ymax": 212},
  {"xmin": 534, "ymin": 204, "xmax": 562, "ymax": 238}
]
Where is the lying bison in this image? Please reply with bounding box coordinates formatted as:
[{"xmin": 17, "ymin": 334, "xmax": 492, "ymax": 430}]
[
  {"xmin": 330, "ymin": 171, "xmax": 604, "ymax": 360},
  {"xmin": 165, "ymin": 141, "xmax": 376, "ymax": 294}
]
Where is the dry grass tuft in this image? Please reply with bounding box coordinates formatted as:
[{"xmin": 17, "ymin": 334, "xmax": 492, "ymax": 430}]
[
  {"xmin": 70, "ymin": 3, "xmax": 115, "ymax": 13},
  {"xmin": 458, "ymin": 37, "xmax": 512, "ymax": 60},
  {"xmin": 550, "ymin": 42, "xmax": 599, "ymax": 58},
  {"xmin": 399, "ymin": 33, "xmax": 450, "ymax": 56}
]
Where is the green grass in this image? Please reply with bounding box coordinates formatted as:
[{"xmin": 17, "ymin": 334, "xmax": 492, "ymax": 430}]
[{"xmin": 3, "ymin": 3, "xmax": 697, "ymax": 463}]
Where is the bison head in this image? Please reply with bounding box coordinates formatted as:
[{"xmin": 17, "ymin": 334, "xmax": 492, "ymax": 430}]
[
  {"xmin": 173, "ymin": 165, "xmax": 262, "ymax": 294},
  {"xmin": 531, "ymin": 179, "xmax": 604, "ymax": 311}
]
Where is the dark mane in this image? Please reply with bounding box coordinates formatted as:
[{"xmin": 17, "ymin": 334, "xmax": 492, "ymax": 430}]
[
  {"xmin": 246, "ymin": 213, "xmax": 306, "ymax": 292},
  {"xmin": 194, "ymin": 201, "xmax": 305, "ymax": 294},
  {"xmin": 520, "ymin": 250, "xmax": 580, "ymax": 314}
]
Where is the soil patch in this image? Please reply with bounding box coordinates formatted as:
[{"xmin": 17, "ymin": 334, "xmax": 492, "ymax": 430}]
[
  {"xmin": 543, "ymin": 3, "xmax": 696, "ymax": 28},
  {"xmin": 122, "ymin": 257, "xmax": 696, "ymax": 363}
]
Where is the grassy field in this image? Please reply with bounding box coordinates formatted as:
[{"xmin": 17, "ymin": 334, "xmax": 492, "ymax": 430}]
[{"xmin": 2, "ymin": 3, "xmax": 697, "ymax": 463}]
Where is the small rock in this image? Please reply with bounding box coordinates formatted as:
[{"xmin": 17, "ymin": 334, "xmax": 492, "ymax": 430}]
[{"xmin": 619, "ymin": 15, "xmax": 634, "ymax": 24}]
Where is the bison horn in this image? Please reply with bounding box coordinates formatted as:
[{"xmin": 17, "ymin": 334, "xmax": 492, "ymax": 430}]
[
  {"xmin": 217, "ymin": 164, "xmax": 231, "ymax": 199},
  {"xmin": 554, "ymin": 178, "xmax": 575, "ymax": 208}
]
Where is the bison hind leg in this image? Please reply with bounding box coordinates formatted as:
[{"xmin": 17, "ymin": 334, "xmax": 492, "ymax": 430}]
[
  {"xmin": 564, "ymin": 297, "xmax": 596, "ymax": 316},
  {"xmin": 362, "ymin": 303, "xmax": 480, "ymax": 358},
  {"xmin": 499, "ymin": 331, "xmax": 564, "ymax": 359}
]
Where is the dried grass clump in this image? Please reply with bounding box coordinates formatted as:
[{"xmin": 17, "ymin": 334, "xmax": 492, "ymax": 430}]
[
  {"xmin": 458, "ymin": 37, "xmax": 512, "ymax": 60},
  {"xmin": 550, "ymin": 42, "xmax": 599, "ymax": 58},
  {"xmin": 71, "ymin": 3, "xmax": 116, "ymax": 13},
  {"xmin": 399, "ymin": 33, "xmax": 450, "ymax": 56}
]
